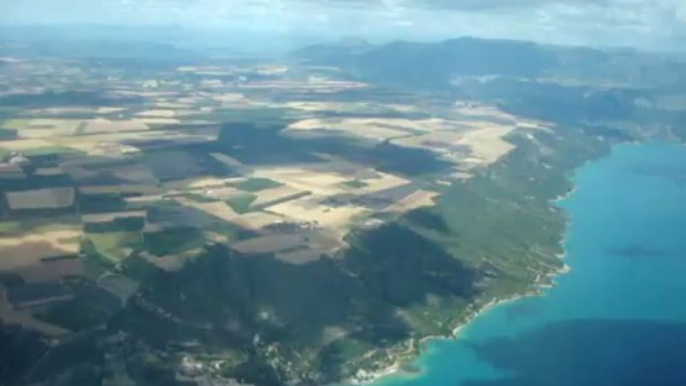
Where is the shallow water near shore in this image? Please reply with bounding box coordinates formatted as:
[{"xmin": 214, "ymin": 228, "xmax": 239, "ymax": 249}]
[{"xmin": 365, "ymin": 142, "xmax": 686, "ymax": 386}]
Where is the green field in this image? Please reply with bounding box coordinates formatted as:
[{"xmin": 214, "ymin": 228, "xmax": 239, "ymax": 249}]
[
  {"xmin": 86, "ymin": 231, "xmax": 142, "ymax": 264},
  {"xmin": 180, "ymin": 192, "xmax": 220, "ymax": 203},
  {"xmin": 143, "ymin": 227, "xmax": 204, "ymax": 256},
  {"xmin": 79, "ymin": 193, "xmax": 127, "ymax": 214},
  {"xmin": 226, "ymin": 194, "xmax": 257, "ymax": 214},
  {"xmin": 83, "ymin": 217, "xmax": 145, "ymax": 233},
  {"xmin": 233, "ymin": 178, "xmax": 282, "ymax": 192},
  {"xmin": 1, "ymin": 119, "xmax": 31, "ymax": 130},
  {"xmin": 341, "ymin": 180, "xmax": 368, "ymax": 189},
  {"xmin": 0, "ymin": 221, "xmax": 21, "ymax": 234}
]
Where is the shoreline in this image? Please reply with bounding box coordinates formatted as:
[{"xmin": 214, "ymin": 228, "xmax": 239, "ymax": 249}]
[
  {"xmin": 347, "ymin": 260, "xmax": 573, "ymax": 385},
  {"xmin": 344, "ymin": 138, "xmax": 613, "ymax": 386},
  {"xmin": 345, "ymin": 140, "xmax": 685, "ymax": 386},
  {"xmin": 347, "ymin": 185, "xmax": 578, "ymax": 386}
]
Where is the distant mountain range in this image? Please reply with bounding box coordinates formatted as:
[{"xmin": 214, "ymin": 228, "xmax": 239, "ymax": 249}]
[{"xmin": 295, "ymin": 37, "xmax": 686, "ymax": 89}]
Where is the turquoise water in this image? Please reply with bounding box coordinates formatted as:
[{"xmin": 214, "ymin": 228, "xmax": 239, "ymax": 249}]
[{"xmin": 370, "ymin": 142, "xmax": 686, "ymax": 386}]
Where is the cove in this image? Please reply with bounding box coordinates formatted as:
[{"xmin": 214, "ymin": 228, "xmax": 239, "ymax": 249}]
[{"xmin": 366, "ymin": 142, "xmax": 686, "ymax": 386}]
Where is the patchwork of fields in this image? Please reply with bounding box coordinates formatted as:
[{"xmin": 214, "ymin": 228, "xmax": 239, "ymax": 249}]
[{"xmin": 0, "ymin": 55, "xmax": 557, "ymax": 381}]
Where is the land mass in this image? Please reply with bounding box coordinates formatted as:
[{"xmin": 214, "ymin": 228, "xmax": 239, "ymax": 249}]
[{"xmin": 0, "ymin": 33, "xmax": 685, "ymax": 386}]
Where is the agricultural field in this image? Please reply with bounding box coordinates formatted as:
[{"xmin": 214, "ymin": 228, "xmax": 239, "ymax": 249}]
[
  {"xmin": 225, "ymin": 194, "xmax": 258, "ymax": 214},
  {"xmin": 5, "ymin": 187, "xmax": 75, "ymax": 210},
  {"xmin": 0, "ymin": 40, "xmax": 635, "ymax": 386},
  {"xmin": 86, "ymin": 231, "xmax": 142, "ymax": 264},
  {"xmin": 0, "ymin": 228, "xmax": 81, "ymax": 271},
  {"xmin": 232, "ymin": 177, "xmax": 282, "ymax": 192},
  {"xmin": 0, "ymin": 65, "xmax": 547, "ymax": 284},
  {"xmin": 0, "ymin": 55, "xmax": 552, "ymax": 276}
]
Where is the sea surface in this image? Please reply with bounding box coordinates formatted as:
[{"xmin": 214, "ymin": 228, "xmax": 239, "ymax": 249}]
[{"xmin": 367, "ymin": 142, "xmax": 686, "ymax": 386}]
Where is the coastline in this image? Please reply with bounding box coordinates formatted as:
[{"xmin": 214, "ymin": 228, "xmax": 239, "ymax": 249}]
[
  {"xmin": 344, "ymin": 131, "xmax": 625, "ymax": 386},
  {"xmin": 347, "ymin": 188, "xmax": 579, "ymax": 385},
  {"xmin": 347, "ymin": 260, "xmax": 573, "ymax": 385},
  {"xmin": 348, "ymin": 140, "xmax": 686, "ymax": 386}
]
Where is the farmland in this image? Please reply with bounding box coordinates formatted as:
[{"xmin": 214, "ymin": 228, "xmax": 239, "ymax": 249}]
[
  {"xmin": 0, "ymin": 35, "xmax": 675, "ymax": 386},
  {"xmin": 0, "ymin": 51, "xmax": 585, "ymax": 378}
]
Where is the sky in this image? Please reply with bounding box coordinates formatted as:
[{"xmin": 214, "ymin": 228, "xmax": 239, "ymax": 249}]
[{"xmin": 2, "ymin": 0, "xmax": 686, "ymax": 50}]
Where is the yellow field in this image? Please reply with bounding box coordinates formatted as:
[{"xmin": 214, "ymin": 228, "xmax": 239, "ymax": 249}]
[
  {"xmin": 173, "ymin": 197, "xmax": 243, "ymax": 222},
  {"xmin": 383, "ymin": 190, "xmax": 439, "ymax": 213},
  {"xmin": 1, "ymin": 119, "xmax": 31, "ymax": 129},
  {"xmin": 135, "ymin": 117, "xmax": 180, "ymax": 125},
  {"xmin": 125, "ymin": 194, "xmax": 164, "ymax": 206},
  {"xmin": 453, "ymin": 102, "xmax": 518, "ymax": 122},
  {"xmin": 210, "ymin": 153, "xmax": 248, "ymax": 170},
  {"xmin": 28, "ymin": 118, "xmax": 82, "ymax": 130},
  {"xmin": 0, "ymin": 138, "xmax": 58, "ymax": 151},
  {"xmin": 0, "ymin": 229, "xmax": 81, "ymax": 271},
  {"xmin": 135, "ymin": 109, "xmax": 176, "ymax": 118},
  {"xmin": 138, "ymin": 249, "xmax": 200, "ymax": 272},
  {"xmin": 284, "ymin": 101, "xmax": 357, "ymax": 112},
  {"xmin": 60, "ymin": 141, "xmax": 139, "ymax": 156},
  {"xmin": 285, "ymin": 118, "xmax": 407, "ymax": 142},
  {"xmin": 212, "ymin": 93, "xmax": 245, "ymax": 103},
  {"xmin": 251, "ymin": 185, "xmax": 308, "ymax": 207},
  {"xmin": 95, "ymin": 107, "xmax": 127, "ymax": 114},
  {"xmin": 163, "ymin": 176, "xmax": 239, "ymax": 190},
  {"xmin": 201, "ymin": 187, "xmax": 245, "ymax": 199},
  {"xmin": 388, "ymin": 123, "xmax": 516, "ymax": 168},
  {"xmin": 282, "ymin": 102, "xmax": 550, "ymax": 175},
  {"xmin": 237, "ymin": 78, "xmax": 367, "ymax": 93},
  {"xmin": 31, "ymin": 107, "xmax": 92, "ymax": 116},
  {"xmin": 255, "ymin": 64, "xmax": 289, "ymax": 75},
  {"xmin": 251, "ymin": 166, "xmax": 350, "ymax": 196},
  {"xmin": 82, "ymin": 210, "xmax": 146, "ymax": 224},
  {"xmin": 267, "ymin": 196, "xmax": 368, "ymax": 235},
  {"xmin": 233, "ymin": 212, "xmax": 286, "ymax": 230},
  {"xmin": 33, "ymin": 167, "xmax": 64, "ymax": 176},
  {"xmin": 456, "ymin": 125, "xmax": 516, "ymax": 167},
  {"xmin": 46, "ymin": 128, "xmax": 217, "ymax": 156},
  {"xmin": 154, "ymin": 101, "xmax": 193, "ymax": 109},
  {"xmin": 5, "ymin": 187, "xmax": 75, "ymax": 210},
  {"xmin": 390, "ymin": 130, "xmax": 465, "ymax": 152},
  {"xmin": 174, "ymin": 196, "xmax": 287, "ymax": 230},
  {"xmin": 80, "ymin": 118, "xmax": 149, "ymax": 134},
  {"xmin": 356, "ymin": 171, "xmax": 410, "ymax": 194},
  {"xmin": 287, "ymin": 117, "xmax": 455, "ymax": 134},
  {"xmin": 4, "ymin": 119, "xmax": 81, "ymax": 139}
]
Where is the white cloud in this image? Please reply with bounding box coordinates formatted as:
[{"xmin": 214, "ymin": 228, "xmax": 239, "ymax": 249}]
[{"xmin": 1, "ymin": 0, "xmax": 684, "ymax": 50}]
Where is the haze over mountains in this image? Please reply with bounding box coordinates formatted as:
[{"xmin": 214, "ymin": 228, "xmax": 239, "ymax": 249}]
[{"xmin": 4, "ymin": 0, "xmax": 686, "ymax": 51}]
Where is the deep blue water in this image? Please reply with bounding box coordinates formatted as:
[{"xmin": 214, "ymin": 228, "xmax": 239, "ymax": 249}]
[{"xmin": 367, "ymin": 142, "xmax": 686, "ymax": 386}]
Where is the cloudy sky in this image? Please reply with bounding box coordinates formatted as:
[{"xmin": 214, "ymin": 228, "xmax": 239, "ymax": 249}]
[{"xmin": 3, "ymin": 0, "xmax": 686, "ymax": 50}]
